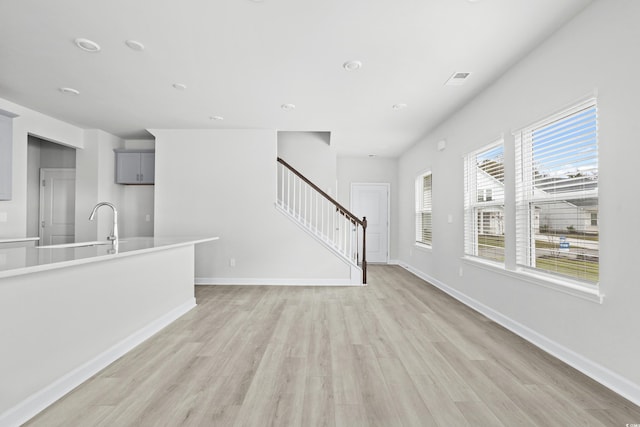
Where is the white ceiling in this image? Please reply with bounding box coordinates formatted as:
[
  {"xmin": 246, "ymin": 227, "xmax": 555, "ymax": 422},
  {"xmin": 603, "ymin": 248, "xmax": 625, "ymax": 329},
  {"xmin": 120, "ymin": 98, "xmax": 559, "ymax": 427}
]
[{"xmin": 0, "ymin": 0, "xmax": 592, "ymax": 157}]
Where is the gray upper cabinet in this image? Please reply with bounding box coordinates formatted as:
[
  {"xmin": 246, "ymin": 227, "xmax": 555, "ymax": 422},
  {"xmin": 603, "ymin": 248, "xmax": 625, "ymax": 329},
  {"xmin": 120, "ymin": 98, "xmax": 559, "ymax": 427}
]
[
  {"xmin": 0, "ymin": 112, "xmax": 15, "ymax": 200},
  {"xmin": 114, "ymin": 149, "xmax": 155, "ymax": 184}
]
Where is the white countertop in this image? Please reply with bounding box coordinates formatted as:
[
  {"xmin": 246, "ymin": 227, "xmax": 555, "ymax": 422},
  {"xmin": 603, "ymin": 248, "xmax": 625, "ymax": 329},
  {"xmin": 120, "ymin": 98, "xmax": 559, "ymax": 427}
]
[
  {"xmin": 0, "ymin": 237, "xmax": 39, "ymax": 244},
  {"xmin": 0, "ymin": 236, "xmax": 218, "ymax": 279}
]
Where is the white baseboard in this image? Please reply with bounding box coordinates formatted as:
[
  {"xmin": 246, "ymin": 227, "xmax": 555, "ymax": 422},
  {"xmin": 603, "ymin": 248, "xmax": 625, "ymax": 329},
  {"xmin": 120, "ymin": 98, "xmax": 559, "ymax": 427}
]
[
  {"xmin": 0, "ymin": 299, "xmax": 196, "ymax": 427},
  {"xmin": 400, "ymin": 262, "xmax": 640, "ymax": 407},
  {"xmin": 195, "ymin": 277, "xmax": 360, "ymax": 286}
]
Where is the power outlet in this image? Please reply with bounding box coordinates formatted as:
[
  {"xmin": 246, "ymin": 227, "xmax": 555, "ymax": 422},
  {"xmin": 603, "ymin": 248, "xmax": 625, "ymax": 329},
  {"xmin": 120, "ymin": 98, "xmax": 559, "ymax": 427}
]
[
  {"xmin": 145, "ymin": 214, "xmax": 151, "ymax": 222},
  {"xmin": 459, "ymin": 267, "xmax": 464, "ymax": 277},
  {"xmin": 0, "ymin": 212, "xmax": 7, "ymax": 222},
  {"xmin": 229, "ymin": 258, "xmax": 236, "ymax": 267}
]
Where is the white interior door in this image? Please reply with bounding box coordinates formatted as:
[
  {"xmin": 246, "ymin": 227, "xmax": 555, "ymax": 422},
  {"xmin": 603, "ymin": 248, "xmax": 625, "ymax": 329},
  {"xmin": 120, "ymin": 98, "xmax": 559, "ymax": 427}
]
[
  {"xmin": 39, "ymin": 168, "xmax": 76, "ymax": 245},
  {"xmin": 351, "ymin": 183, "xmax": 389, "ymax": 263}
]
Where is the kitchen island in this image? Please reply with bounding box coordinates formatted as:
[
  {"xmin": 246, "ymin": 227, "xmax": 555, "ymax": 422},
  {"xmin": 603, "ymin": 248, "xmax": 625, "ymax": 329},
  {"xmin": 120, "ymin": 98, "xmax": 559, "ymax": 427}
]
[{"xmin": 0, "ymin": 236, "xmax": 218, "ymax": 426}]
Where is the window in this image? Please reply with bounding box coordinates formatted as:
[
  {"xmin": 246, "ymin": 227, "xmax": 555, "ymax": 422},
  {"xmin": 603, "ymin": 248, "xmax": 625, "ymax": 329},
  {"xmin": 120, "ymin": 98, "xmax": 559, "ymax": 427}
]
[
  {"xmin": 515, "ymin": 99, "xmax": 598, "ymax": 283},
  {"xmin": 415, "ymin": 172, "xmax": 432, "ymax": 246},
  {"xmin": 464, "ymin": 141, "xmax": 505, "ymax": 262}
]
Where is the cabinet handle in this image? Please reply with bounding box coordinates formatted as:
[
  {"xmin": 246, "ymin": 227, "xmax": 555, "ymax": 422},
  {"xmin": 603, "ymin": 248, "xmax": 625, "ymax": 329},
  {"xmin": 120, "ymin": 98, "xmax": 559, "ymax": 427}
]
[
  {"xmin": 140, "ymin": 173, "xmax": 143, "ymax": 181},
  {"xmin": 136, "ymin": 173, "xmax": 140, "ymax": 181}
]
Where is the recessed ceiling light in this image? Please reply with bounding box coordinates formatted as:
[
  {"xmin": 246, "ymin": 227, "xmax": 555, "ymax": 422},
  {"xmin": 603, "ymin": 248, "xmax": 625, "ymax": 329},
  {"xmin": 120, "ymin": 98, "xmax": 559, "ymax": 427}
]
[
  {"xmin": 392, "ymin": 103, "xmax": 407, "ymax": 110},
  {"xmin": 125, "ymin": 40, "xmax": 145, "ymax": 51},
  {"xmin": 343, "ymin": 60, "xmax": 362, "ymax": 71},
  {"xmin": 58, "ymin": 87, "xmax": 80, "ymax": 96},
  {"xmin": 210, "ymin": 116, "xmax": 224, "ymax": 121},
  {"xmin": 172, "ymin": 83, "xmax": 187, "ymax": 90},
  {"xmin": 74, "ymin": 38, "xmax": 101, "ymax": 52},
  {"xmin": 368, "ymin": 154, "xmax": 377, "ymax": 158},
  {"xmin": 281, "ymin": 103, "xmax": 296, "ymax": 111}
]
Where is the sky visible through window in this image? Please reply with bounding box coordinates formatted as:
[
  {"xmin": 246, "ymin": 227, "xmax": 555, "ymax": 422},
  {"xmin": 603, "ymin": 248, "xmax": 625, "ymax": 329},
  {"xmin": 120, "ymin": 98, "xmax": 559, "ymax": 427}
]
[
  {"xmin": 477, "ymin": 145, "xmax": 504, "ymax": 165},
  {"xmin": 532, "ymin": 106, "xmax": 597, "ymax": 185}
]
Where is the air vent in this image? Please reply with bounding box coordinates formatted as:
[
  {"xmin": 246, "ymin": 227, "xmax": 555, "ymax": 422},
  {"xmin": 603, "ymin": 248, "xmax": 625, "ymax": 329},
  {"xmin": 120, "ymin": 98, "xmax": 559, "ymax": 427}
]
[{"xmin": 445, "ymin": 72, "xmax": 471, "ymax": 86}]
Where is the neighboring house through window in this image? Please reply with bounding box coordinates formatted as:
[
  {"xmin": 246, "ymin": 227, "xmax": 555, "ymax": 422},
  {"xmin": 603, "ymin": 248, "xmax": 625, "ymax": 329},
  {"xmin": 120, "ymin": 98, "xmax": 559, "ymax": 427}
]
[
  {"xmin": 514, "ymin": 98, "xmax": 598, "ymax": 283},
  {"xmin": 464, "ymin": 140, "xmax": 505, "ymax": 262},
  {"xmin": 415, "ymin": 172, "xmax": 432, "ymax": 247}
]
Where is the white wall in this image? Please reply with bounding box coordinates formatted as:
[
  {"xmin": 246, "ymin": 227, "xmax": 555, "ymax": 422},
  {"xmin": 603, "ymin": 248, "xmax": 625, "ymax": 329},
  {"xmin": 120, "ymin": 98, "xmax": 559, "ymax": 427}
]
[
  {"xmin": 396, "ymin": 0, "xmax": 640, "ymax": 401},
  {"xmin": 74, "ymin": 130, "xmax": 125, "ymax": 241},
  {"xmin": 0, "ymin": 98, "xmax": 153, "ymax": 243},
  {"xmin": 0, "ymin": 113, "xmax": 15, "ymax": 201},
  {"xmin": 152, "ymin": 129, "xmax": 351, "ymax": 283},
  {"xmin": 337, "ymin": 156, "xmax": 399, "ymax": 260},
  {"xmin": 121, "ymin": 186, "xmax": 154, "ymax": 237},
  {"xmin": 26, "ymin": 140, "xmax": 41, "ymax": 237},
  {"xmin": 277, "ymin": 131, "xmax": 337, "ymax": 196},
  {"xmin": 0, "ymin": 98, "xmax": 84, "ymax": 238}
]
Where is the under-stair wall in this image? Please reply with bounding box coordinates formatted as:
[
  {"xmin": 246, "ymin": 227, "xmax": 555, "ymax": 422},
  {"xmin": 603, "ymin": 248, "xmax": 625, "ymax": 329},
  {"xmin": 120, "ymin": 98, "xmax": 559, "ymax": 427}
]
[{"xmin": 276, "ymin": 158, "xmax": 366, "ymax": 284}]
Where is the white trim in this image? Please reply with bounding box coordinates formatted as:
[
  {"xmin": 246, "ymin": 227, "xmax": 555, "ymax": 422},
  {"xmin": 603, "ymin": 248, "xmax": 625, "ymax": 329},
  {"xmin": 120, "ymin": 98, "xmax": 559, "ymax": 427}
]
[
  {"xmin": 461, "ymin": 255, "xmax": 603, "ymax": 303},
  {"xmin": 414, "ymin": 242, "xmax": 432, "ymax": 252},
  {"xmin": 398, "ymin": 262, "xmax": 639, "ymax": 407},
  {"xmin": 511, "ymin": 92, "xmax": 598, "ymax": 135},
  {"xmin": 0, "ymin": 299, "xmax": 196, "ymax": 427},
  {"xmin": 414, "ymin": 173, "xmax": 433, "ymax": 247},
  {"xmin": 195, "ymin": 277, "xmax": 362, "ymax": 286}
]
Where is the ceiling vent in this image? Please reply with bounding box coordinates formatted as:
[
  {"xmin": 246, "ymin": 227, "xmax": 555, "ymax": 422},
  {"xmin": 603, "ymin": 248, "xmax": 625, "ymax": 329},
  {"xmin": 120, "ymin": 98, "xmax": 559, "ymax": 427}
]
[{"xmin": 445, "ymin": 72, "xmax": 471, "ymax": 86}]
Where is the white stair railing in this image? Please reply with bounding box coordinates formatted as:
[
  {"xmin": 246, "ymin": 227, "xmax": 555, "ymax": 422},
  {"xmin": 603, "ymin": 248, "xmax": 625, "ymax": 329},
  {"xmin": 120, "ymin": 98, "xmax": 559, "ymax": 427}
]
[{"xmin": 276, "ymin": 158, "xmax": 367, "ymax": 283}]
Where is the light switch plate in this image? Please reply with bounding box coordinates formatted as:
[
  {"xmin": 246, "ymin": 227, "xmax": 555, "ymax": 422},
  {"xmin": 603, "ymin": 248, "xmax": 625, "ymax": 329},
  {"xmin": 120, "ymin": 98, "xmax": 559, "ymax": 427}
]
[{"xmin": 0, "ymin": 212, "xmax": 7, "ymax": 222}]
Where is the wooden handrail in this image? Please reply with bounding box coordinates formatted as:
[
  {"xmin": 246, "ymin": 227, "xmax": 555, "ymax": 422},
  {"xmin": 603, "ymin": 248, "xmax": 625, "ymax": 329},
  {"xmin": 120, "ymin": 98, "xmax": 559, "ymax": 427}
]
[
  {"xmin": 277, "ymin": 157, "xmax": 367, "ymax": 284},
  {"xmin": 277, "ymin": 157, "xmax": 364, "ymax": 226},
  {"xmin": 362, "ymin": 216, "xmax": 367, "ymax": 284}
]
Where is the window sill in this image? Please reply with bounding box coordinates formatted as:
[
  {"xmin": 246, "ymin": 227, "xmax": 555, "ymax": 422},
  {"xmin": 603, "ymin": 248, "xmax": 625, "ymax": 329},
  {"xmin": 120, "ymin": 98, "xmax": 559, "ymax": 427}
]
[
  {"xmin": 415, "ymin": 242, "xmax": 432, "ymax": 252},
  {"xmin": 461, "ymin": 256, "xmax": 603, "ymax": 304}
]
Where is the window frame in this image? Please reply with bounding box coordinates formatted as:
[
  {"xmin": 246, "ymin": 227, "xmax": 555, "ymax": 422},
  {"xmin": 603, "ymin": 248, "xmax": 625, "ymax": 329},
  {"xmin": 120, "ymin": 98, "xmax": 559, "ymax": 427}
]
[
  {"xmin": 464, "ymin": 139, "xmax": 505, "ymax": 263},
  {"xmin": 415, "ymin": 171, "xmax": 433, "ymax": 248},
  {"xmin": 514, "ymin": 98, "xmax": 599, "ymax": 285}
]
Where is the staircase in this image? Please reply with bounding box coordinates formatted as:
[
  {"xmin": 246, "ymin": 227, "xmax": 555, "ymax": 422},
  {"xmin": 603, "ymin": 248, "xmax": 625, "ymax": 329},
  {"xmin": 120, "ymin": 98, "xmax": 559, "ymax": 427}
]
[{"xmin": 276, "ymin": 157, "xmax": 367, "ymax": 285}]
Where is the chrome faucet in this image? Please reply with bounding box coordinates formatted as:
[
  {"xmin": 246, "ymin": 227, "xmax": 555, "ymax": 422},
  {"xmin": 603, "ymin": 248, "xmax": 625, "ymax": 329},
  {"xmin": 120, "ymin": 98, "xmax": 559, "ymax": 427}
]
[{"xmin": 89, "ymin": 202, "xmax": 119, "ymax": 245}]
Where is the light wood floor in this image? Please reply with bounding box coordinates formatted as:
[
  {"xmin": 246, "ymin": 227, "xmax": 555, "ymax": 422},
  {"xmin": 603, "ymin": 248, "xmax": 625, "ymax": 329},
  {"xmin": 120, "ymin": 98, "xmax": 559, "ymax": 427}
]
[{"xmin": 27, "ymin": 265, "xmax": 640, "ymax": 426}]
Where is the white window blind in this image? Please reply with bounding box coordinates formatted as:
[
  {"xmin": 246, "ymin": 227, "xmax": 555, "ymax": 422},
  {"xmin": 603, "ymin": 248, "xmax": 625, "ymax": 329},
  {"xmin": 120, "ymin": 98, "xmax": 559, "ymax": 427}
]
[
  {"xmin": 464, "ymin": 140, "xmax": 505, "ymax": 262},
  {"xmin": 514, "ymin": 98, "xmax": 598, "ymax": 283},
  {"xmin": 415, "ymin": 172, "xmax": 432, "ymax": 246}
]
